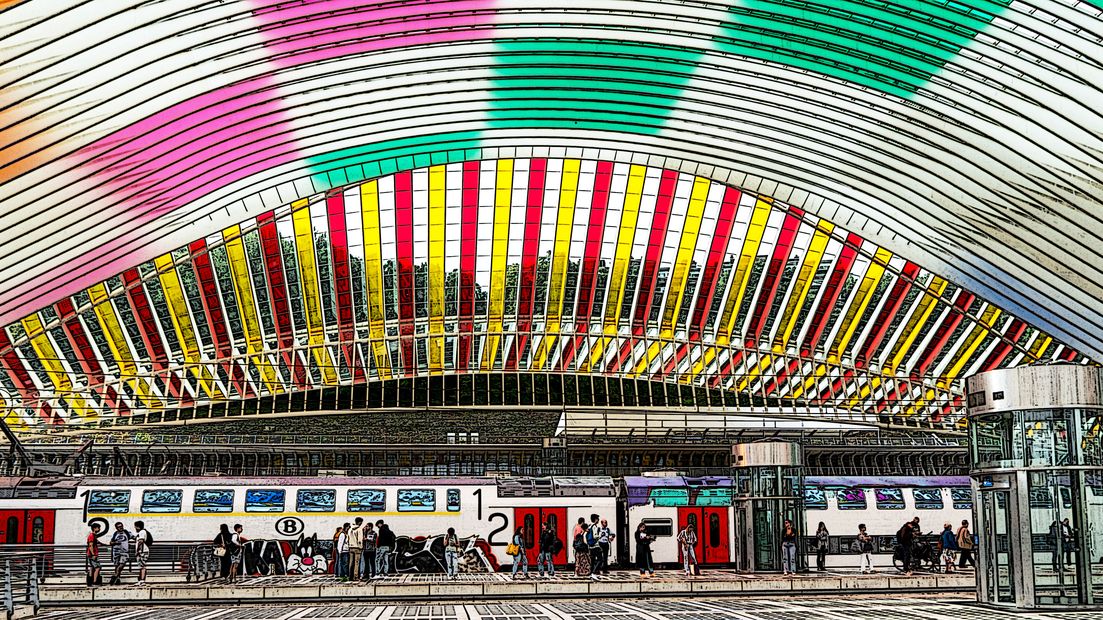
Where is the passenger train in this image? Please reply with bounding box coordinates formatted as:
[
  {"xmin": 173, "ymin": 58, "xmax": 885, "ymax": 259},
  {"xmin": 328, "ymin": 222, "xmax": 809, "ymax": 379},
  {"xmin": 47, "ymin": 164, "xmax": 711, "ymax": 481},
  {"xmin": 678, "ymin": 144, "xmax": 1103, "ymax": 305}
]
[{"xmin": 0, "ymin": 474, "xmax": 974, "ymax": 573}]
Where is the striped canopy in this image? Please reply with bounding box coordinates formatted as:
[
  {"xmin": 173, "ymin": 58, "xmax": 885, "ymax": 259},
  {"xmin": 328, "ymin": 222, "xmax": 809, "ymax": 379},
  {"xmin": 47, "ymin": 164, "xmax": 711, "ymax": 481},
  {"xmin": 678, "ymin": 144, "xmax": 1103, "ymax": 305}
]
[{"xmin": 0, "ymin": 0, "xmax": 1099, "ymax": 433}]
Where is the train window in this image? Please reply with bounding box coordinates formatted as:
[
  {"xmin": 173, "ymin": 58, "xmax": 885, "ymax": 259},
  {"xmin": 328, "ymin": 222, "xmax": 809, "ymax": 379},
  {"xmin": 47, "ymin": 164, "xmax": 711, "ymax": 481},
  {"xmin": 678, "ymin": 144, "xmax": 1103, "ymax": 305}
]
[
  {"xmin": 874, "ymin": 488, "xmax": 905, "ymax": 510},
  {"xmin": 697, "ymin": 487, "xmax": 733, "ymax": 507},
  {"xmin": 397, "ymin": 489, "xmax": 436, "ymax": 512},
  {"xmin": 835, "ymin": 487, "xmax": 867, "ymax": 510},
  {"xmin": 950, "ymin": 488, "xmax": 973, "ymax": 510},
  {"xmin": 708, "ymin": 513, "xmax": 720, "ymax": 547},
  {"xmin": 297, "ymin": 489, "xmax": 336, "ymax": 512},
  {"xmin": 649, "ymin": 488, "xmax": 690, "ymax": 507},
  {"xmin": 88, "ymin": 490, "xmax": 131, "ymax": 514},
  {"xmin": 642, "ymin": 519, "xmax": 673, "ymax": 537},
  {"xmin": 523, "ymin": 514, "xmax": 535, "ymax": 549},
  {"xmin": 245, "ymin": 489, "xmax": 286, "ymax": 512},
  {"xmin": 348, "ymin": 489, "xmax": 386, "ymax": 512},
  {"xmin": 194, "ymin": 490, "xmax": 234, "ymax": 513},
  {"xmin": 4, "ymin": 517, "xmax": 17, "ymax": 544},
  {"xmin": 31, "ymin": 517, "xmax": 43, "ymax": 543},
  {"xmin": 141, "ymin": 489, "xmax": 183, "ymax": 513},
  {"xmin": 804, "ymin": 487, "xmax": 827, "ymax": 510},
  {"xmin": 446, "ymin": 489, "xmax": 461, "ymax": 512},
  {"xmin": 912, "ymin": 488, "xmax": 944, "ymax": 510},
  {"xmin": 1060, "ymin": 487, "xmax": 1073, "ymax": 509}
]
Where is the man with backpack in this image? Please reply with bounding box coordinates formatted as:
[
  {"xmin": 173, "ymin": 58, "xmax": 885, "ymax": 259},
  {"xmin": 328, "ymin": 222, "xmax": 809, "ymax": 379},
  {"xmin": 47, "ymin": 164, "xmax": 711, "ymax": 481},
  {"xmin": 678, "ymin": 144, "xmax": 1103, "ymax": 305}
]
[
  {"xmin": 133, "ymin": 521, "xmax": 152, "ymax": 586},
  {"xmin": 586, "ymin": 520, "xmax": 601, "ymax": 579},
  {"xmin": 537, "ymin": 521, "xmax": 558, "ymax": 577}
]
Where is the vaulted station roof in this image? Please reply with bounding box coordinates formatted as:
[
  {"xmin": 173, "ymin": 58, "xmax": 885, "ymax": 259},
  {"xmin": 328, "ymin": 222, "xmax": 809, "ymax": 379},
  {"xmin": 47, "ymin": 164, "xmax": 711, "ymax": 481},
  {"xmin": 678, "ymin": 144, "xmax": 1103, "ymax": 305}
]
[{"xmin": 0, "ymin": 0, "xmax": 1100, "ymax": 435}]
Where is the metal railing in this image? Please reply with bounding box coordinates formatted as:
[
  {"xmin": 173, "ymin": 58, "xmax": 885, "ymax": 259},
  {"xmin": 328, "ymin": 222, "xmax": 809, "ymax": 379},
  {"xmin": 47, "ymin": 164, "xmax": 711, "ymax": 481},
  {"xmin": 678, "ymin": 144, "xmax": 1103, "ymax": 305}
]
[
  {"xmin": 186, "ymin": 545, "xmax": 220, "ymax": 583},
  {"xmin": 0, "ymin": 544, "xmax": 198, "ymax": 582},
  {"xmin": 0, "ymin": 555, "xmax": 39, "ymax": 619}
]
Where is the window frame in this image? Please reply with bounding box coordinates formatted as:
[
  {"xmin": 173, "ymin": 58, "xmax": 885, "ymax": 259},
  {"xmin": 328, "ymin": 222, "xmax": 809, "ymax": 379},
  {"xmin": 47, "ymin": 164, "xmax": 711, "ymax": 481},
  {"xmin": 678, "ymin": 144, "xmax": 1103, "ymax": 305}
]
[
  {"xmin": 296, "ymin": 489, "xmax": 337, "ymax": 513},
  {"xmin": 87, "ymin": 490, "xmax": 131, "ymax": 514},
  {"xmin": 141, "ymin": 489, "xmax": 183, "ymax": 514},
  {"xmin": 347, "ymin": 488, "xmax": 386, "ymax": 512},
  {"xmin": 396, "ymin": 488, "xmax": 436, "ymax": 512},
  {"xmin": 193, "ymin": 489, "xmax": 235, "ymax": 513},
  {"xmin": 245, "ymin": 488, "xmax": 286, "ymax": 513}
]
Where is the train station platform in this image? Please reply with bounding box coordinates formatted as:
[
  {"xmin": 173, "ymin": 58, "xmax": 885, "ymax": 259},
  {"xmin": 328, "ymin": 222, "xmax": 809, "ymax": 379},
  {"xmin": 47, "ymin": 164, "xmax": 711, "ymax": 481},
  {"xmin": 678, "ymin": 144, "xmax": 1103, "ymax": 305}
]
[{"xmin": 40, "ymin": 569, "xmax": 976, "ymax": 606}]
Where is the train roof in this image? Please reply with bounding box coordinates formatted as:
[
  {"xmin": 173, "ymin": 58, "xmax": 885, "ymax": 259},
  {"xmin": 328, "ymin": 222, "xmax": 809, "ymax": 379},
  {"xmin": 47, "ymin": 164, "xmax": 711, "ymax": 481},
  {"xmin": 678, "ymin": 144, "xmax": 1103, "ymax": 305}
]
[
  {"xmin": 622, "ymin": 476, "xmax": 732, "ymax": 488},
  {"xmin": 805, "ymin": 475, "xmax": 971, "ymax": 487},
  {"xmin": 72, "ymin": 475, "xmax": 615, "ymax": 487}
]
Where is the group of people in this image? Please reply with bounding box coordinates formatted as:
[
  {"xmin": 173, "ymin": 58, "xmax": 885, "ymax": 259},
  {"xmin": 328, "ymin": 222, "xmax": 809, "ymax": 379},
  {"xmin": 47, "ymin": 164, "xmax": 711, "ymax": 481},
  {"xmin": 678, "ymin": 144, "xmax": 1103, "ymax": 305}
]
[
  {"xmin": 894, "ymin": 516, "xmax": 975, "ymax": 576},
  {"xmin": 85, "ymin": 521, "xmax": 153, "ymax": 587},
  {"xmin": 330, "ymin": 518, "xmax": 398, "ymax": 580}
]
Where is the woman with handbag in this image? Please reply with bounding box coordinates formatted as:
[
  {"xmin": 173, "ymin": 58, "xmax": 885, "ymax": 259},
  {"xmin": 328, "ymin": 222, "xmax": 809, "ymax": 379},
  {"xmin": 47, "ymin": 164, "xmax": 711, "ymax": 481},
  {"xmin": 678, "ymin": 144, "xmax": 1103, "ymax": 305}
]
[
  {"xmin": 509, "ymin": 526, "xmax": 528, "ymax": 579},
  {"xmin": 573, "ymin": 523, "xmax": 592, "ymax": 577},
  {"xmin": 213, "ymin": 524, "xmax": 234, "ymax": 579}
]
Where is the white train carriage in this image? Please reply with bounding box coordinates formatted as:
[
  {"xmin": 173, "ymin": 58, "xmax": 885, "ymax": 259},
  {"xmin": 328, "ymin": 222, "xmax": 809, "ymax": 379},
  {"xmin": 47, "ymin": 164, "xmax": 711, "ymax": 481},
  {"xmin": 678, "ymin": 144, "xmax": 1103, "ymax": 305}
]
[
  {"xmin": 803, "ymin": 475, "xmax": 973, "ymax": 567},
  {"xmin": 3, "ymin": 475, "xmax": 617, "ymax": 574},
  {"xmin": 623, "ymin": 476, "xmax": 735, "ymax": 567}
]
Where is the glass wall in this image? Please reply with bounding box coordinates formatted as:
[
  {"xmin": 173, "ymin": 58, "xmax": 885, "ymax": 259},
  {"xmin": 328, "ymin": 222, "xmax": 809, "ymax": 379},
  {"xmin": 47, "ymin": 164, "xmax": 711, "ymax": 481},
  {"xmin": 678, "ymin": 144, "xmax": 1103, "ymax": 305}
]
[{"xmin": 970, "ymin": 407, "xmax": 1103, "ymax": 608}]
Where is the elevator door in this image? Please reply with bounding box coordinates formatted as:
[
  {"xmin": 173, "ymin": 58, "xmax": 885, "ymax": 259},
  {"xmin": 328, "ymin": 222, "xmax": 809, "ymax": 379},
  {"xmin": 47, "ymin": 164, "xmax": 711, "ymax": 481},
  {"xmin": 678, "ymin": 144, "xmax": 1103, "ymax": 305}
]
[{"xmin": 979, "ymin": 488, "xmax": 1015, "ymax": 604}]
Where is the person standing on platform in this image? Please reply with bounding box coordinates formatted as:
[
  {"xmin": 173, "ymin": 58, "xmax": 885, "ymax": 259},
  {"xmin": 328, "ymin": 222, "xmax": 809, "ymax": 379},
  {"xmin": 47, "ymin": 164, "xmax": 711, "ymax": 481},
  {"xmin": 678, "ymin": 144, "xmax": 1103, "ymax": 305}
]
[
  {"xmin": 781, "ymin": 520, "xmax": 798, "ymax": 576},
  {"xmin": 537, "ymin": 521, "xmax": 557, "ymax": 578},
  {"xmin": 86, "ymin": 522, "xmax": 103, "ymax": 586},
  {"xmin": 940, "ymin": 522, "xmax": 958, "ymax": 573},
  {"xmin": 586, "ymin": 519, "xmax": 603, "ymax": 579},
  {"xmin": 571, "ymin": 518, "xmax": 586, "ymax": 565},
  {"xmin": 574, "ymin": 523, "xmax": 592, "ymax": 577},
  {"xmin": 635, "ymin": 522, "xmax": 655, "ymax": 577},
  {"xmin": 348, "ymin": 518, "xmax": 364, "ymax": 582},
  {"xmin": 108, "ymin": 521, "xmax": 131, "ymax": 585},
  {"xmin": 361, "ymin": 522, "xmax": 377, "ymax": 581},
  {"xmin": 376, "ymin": 521, "xmax": 395, "ymax": 577},
  {"xmin": 815, "ymin": 522, "xmax": 829, "ymax": 571},
  {"xmin": 337, "ymin": 523, "xmax": 351, "ymax": 579},
  {"xmin": 228, "ymin": 524, "xmax": 246, "ymax": 583},
  {"xmin": 214, "ymin": 524, "xmax": 234, "ymax": 580},
  {"xmin": 596, "ymin": 519, "xmax": 614, "ymax": 576},
  {"xmin": 677, "ymin": 523, "xmax": 698, "ymax": 577},
  {"xmin": 956, "ymin": 520, "xmax": 975, "ymax": 569},
  {"xmin": 857, "ymin": 523, "xmax": 874, "ymax": 574},
  {"xmin": 444, "ymin": 527, "xmax": 461, "ymax": 579},
  {"xmin": 133, "ymin": 521, "xmax": 150, "ymax": 586},
  {"xmin": 896, "ymin": 520, "xmax": 914, "ymax": 576},
  {"xmin": 510, "ymin": 526, "xmax": 529, "ymax": 579},
  {"xmin": 1062, "ymin": 518, "xmax": 1077, "ymax": 566}
]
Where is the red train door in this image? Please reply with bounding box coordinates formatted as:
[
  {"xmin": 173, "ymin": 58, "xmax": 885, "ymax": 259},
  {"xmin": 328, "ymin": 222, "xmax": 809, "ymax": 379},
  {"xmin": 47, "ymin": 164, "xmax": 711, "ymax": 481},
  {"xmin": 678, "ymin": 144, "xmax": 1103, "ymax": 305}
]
[
  {"xmin": 26, "ymin": 511, "xmax": 54, "ymax": 544},
  {"xmin": 700, "ymin": 507, "xmax": 730, "ymax": 564},
  {"xmin": 513, "ymin": 507, "xmax": 567, "ymax": 566},
  {"xmin": 0, "ymin": 511, "xmax": 22, "ymax": 545},
  {"xmin": 677, "ymin": 507, "xmax": 730, "ymax": 565}
]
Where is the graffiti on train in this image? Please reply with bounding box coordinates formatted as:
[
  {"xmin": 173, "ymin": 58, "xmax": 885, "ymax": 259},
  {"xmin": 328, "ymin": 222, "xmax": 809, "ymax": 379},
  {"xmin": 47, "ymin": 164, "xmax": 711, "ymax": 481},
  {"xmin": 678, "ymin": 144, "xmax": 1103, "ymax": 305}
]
[{"xmin": 236, "ymin": 533, "xmax": 499, "ymax": 575}]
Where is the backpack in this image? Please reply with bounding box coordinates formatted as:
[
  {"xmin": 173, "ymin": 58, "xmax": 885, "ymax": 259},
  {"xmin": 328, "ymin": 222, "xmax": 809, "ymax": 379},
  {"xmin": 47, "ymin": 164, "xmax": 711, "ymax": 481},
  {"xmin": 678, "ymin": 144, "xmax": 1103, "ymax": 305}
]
[
  {"xmin": 144, "ymin": 530, "xmax": 154, "ymax": 549},
  {"xmin": 896, "ymin": 526, "xmax": 909, "ymax": 545},
  {"xmin": 585, "ymin": 528, "xmax": 596, "ymax": 547},
  {"xmin": 573, "ymin": 533, "xmax": 587, "ymax": 552},
  {"xmin": 551, "ymin": 538, "xmax": 563, "ymax": 555}
]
